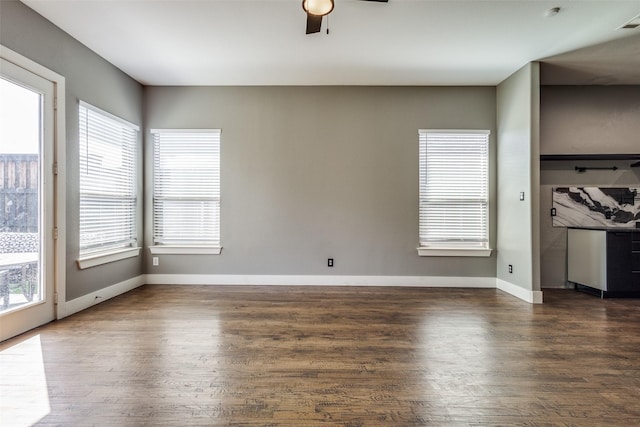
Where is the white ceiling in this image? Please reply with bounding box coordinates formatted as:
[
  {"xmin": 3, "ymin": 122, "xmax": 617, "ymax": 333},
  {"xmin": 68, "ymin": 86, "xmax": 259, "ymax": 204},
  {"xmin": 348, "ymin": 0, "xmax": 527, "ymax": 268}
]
[{"xmin": 21, "ymin": 0, "xmax": 640, "ymax": 86}]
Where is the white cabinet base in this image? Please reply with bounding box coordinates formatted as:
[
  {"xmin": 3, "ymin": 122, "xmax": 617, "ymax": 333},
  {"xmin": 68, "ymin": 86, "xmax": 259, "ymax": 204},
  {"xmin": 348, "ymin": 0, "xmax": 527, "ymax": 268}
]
[{"xmin": 567, "ymin": 228, "xmax": 607, "ymax": 291}]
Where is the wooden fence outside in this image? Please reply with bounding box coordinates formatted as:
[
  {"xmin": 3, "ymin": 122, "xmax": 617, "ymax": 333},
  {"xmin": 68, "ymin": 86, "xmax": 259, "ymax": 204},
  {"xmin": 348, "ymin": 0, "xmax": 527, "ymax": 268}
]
[{"xmin": 0, "ymin": 154, "xmax": 39, "ymax": 233}]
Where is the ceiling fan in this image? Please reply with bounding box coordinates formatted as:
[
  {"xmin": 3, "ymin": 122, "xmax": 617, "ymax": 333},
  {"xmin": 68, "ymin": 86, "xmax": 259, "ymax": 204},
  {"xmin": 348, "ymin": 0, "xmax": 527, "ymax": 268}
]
[{"xmin": 302, "ymin": 0, "xmax": 389, "ymax": 34}]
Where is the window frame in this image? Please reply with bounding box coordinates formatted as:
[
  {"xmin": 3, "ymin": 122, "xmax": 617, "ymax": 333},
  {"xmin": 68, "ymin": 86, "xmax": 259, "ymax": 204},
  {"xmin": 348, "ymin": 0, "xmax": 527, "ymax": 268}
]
[
  {"xmin": 149, "ymin": 129, "xmax": 222, "ymax": 256},
  {"xmin": 77, "ymin": 101, "xmax": 140, "ymax": 269},
  {"xmin": 417, "ymin": 129, "xmax": 492, "ymax": 257}
]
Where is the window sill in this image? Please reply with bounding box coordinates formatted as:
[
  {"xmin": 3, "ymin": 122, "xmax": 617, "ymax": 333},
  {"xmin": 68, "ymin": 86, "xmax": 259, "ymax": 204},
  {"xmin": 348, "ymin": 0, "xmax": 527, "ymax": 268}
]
[
  {"xmin": 417, "ymin": 247, "xmax": 493, "ymax": 257},
  {"xmin": 77, "ymin": 247, "xmax": 142, "ymax": 269},
  {"xmin": 149, "ymin": 246, "xmax": 222, "ymax": 255}
]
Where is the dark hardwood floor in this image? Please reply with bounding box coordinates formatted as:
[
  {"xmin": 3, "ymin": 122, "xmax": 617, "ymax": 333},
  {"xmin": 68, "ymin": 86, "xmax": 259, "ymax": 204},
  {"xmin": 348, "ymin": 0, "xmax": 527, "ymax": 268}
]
[{"xmin": 2, "ymin": 285, "xmax": 640, "ymax": 426}]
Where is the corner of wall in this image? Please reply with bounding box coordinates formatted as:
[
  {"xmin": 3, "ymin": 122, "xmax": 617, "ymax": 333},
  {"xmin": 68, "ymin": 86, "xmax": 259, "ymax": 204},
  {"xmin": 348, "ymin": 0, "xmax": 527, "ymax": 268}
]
[
  {"xmin": 57, "ymin": 275, "xmax": 146, "ymax": 319},
  {"xmin": 496, "ymin": 62, "xmax": 537, "ymax": 293},
  {"xmin": 530, "ymin": 62, "xmax": 542, "ymax": 292},
  {"xmin": 497, "ymin": 278, "xmax": 543, "ymax": 303}
]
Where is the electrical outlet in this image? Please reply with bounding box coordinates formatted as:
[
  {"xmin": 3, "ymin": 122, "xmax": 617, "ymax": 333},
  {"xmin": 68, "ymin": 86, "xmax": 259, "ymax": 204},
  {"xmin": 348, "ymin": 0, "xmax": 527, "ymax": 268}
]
[
  {"xmin": 508, "ymin": 264, "xmax": 513, "ymax": 274},
  {"xmin": 328, "ymin": 258, "xmax": 334, "ymax": 267},
  {"xmin": 551, "ymin": 208, "xmax": 556, "ymax": 216},
  {"xmin": 519, "ymin": 192, "xmax": 525, "ymax": 201},
  {"xmin": 152, "ymin": 256, "xmax": 159, "ymax": 266}
]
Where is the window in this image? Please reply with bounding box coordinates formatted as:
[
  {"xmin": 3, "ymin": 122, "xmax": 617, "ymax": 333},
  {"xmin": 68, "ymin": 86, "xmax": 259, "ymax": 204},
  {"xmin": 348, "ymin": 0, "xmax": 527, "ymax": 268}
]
[
  {"xmin": 78, "ymin": 101, "xmax": 139, "ymax": 267},
  {"xmin": 151, "ymin": 129, "xmax": 221, "ymax": 254},
  {"xmin": 418, "ymin": 129, "xmax": 491, "ymax": 256}
]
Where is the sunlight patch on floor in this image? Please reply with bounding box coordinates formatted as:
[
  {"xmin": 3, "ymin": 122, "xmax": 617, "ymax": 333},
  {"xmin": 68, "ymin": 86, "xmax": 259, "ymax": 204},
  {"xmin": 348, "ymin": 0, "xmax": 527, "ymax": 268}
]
[{"xmin": 0, "ymin": 335, "xmax": 51, "ymax": 426}]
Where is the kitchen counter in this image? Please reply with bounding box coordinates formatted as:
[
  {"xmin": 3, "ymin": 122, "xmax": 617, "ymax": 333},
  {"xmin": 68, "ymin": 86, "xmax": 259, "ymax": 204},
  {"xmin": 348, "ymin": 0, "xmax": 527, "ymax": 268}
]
[{"xmin": 568, "ymin": 226, "xmax": 640, "ymax": 232}]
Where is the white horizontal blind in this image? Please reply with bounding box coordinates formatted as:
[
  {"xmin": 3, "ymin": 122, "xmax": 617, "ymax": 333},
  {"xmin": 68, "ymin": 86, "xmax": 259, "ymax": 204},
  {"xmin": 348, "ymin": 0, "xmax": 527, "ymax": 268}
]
[
  {"xmin": 152, "ymin": 129, "xmax": 221, "ymax": 246},
  {"xmin": 419, "ymin": 130, "xmax": 489, "ymax": 248},
  {"xmin": 79, "ymin": 101, "xmax": 138, "ymax": 255}
]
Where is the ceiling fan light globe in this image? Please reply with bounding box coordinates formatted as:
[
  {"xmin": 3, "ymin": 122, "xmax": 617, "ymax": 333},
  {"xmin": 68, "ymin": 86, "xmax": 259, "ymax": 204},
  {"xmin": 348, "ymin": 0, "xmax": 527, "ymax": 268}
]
[{"xmin": 302, "ymin": 0, "xmax": 334, "ymax": 16}]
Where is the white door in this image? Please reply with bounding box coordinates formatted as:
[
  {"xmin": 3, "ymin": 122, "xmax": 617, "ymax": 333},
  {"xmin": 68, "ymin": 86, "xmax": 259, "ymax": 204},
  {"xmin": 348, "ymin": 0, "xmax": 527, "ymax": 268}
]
[{"xmin": 0, "ymin": 57, "xmax": 56, "ymax": 341}]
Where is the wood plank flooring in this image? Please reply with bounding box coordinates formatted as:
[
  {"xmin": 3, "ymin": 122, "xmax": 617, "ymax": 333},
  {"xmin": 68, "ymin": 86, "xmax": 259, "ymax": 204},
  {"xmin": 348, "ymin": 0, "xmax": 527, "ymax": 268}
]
[{"xmin": 2, "ymin": 285, "xmax": 640, "ymax": 426}]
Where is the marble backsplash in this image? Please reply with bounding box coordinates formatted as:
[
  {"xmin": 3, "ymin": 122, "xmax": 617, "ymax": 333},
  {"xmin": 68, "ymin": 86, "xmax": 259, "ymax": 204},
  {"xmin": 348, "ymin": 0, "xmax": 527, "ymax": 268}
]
[{"xmin": 552, "ymin": 187, "xmax": 640, "ymax": 228}]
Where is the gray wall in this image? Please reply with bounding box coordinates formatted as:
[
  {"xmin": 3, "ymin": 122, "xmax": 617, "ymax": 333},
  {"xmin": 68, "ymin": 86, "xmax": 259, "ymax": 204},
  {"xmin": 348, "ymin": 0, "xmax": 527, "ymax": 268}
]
[
  {"xmin": 2, "ymin": 1, "xmax": 503, "ymax": 294},
  {"xmin": 540, "ymin": 86, "xmax": 640, "ymax": 155},
  {"xmin": 496, "ymin": 63, "xmax": 540, "ymax": 291},
  {"xmin": 144, "ymin": 86, "xmax": 498, "ymax": 278},
  {"xmin": 0, "ymin": 1, "xmax": 144, "ymax": 300},
  {"xmin": 539, "ymin": 84, "xmax": 640, "ymax": 287}
]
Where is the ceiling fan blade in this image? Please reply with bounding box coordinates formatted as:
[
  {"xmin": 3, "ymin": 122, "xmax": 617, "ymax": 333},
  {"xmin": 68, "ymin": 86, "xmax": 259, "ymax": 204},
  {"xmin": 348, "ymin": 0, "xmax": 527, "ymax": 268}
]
[{"xmin": 306, "ymin": 14, "xmax": 323, "ymax": 34}]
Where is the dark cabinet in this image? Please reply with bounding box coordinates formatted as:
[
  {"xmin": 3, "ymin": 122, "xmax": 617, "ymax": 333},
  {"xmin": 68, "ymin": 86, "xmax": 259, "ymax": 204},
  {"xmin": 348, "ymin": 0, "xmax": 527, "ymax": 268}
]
[
  {"xmin": 606, "ymin": 232, "xmax": 638, "ymax": 292},
  {"xmin": 632, "ymin": 232, "xmax": 640, "ymax": 286}
]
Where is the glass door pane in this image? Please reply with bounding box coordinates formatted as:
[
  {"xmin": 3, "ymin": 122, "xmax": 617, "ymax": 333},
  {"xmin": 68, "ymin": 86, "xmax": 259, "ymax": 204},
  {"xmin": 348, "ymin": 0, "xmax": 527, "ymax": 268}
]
[
  {"xmin": 0, "ymin": 55, "xmax": 55, "ymax": 342},
  {"xmin": 0, "ymin": 76, "xmax": 42, "ymax": 312}
]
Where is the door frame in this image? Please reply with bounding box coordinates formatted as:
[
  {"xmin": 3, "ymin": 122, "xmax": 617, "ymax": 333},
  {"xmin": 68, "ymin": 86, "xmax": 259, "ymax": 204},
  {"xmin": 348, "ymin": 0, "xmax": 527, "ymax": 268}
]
[{"xmin": 1, "ymin": 46, "xmax": 66, "ymax": 332}]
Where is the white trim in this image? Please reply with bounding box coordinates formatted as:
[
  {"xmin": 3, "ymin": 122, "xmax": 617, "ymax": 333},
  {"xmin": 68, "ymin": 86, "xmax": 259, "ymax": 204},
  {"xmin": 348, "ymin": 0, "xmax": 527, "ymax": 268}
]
[
  {"xmin": 417, "ymin": 247, "xmax": 493, "ymax": 257},
  {"xmin": 58, "ymin": 275, "xmax": 145, "ymax": 318},
  {"xmin": 496, "ymin": 278, "xmax": 543, "ymax": 304},
  {"xmin": 79, "ymin": 100, "xmax": 139, "ymax": 131},
  {"xmin": 144, "ymin": 275, "xmax": 542, "ymax": 304},
  {"xmin": 53, "ymin": 275, "xmax": 543, "ymax": 320},
  {"xmin": 150, "ymin": 128, "xmax": 221, "ymax": 134},
  {"xmin": 418, "ymin": 129, "xmax": 491, "ymax": 135},
  {"xmin": 149, "ymin": 246, "xmax": 222, "ymax": 255},
  {"xmin": 144, "ymin": 274, "xmax": 497, "ymax": 288},
  {"xmin": 54, "ymin": 79, "xmax": 67, "ymax": 320},
  {"xmin": 76, "ymin": 247, "xmax": 142, "ymax": 270},
  {"xmin": 1, "ymin": 45, "xmax": 65, "ymax": 84},
  {"xmin": 0, "ymin": 298, "xmax": 47, "ymax": 318}
]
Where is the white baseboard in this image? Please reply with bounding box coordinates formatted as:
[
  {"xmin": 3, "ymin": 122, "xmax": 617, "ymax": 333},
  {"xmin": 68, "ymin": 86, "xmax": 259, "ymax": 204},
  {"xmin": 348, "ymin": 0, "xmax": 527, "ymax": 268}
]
[
  {"xmin": 144, "ymin": 274, "xmax": 497, "ymax": 288},
  {"xmin": 56, "ymin": 275, "xmax": 541, "ymax": 319},
  {"xmin": 496, "ymin": 278, "xmax": 543, "ymax": 304},
  {"xmin": 58, "ymin": 275, "xmax": 145, "ymax": 319}
]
